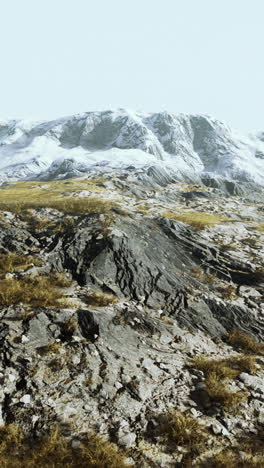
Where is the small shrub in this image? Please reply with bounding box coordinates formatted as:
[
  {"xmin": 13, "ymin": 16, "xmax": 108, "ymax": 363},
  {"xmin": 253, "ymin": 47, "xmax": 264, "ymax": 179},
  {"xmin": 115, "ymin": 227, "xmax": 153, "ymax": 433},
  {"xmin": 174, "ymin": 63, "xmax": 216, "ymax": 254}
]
[
  {"xmin": 163, "ymin": 211, "xmax": 230, "ymax": 230},
  {"xmin": 225, "ymin": 331, "xmax": 264, "ymax": 355},
  {"xmin": 47, "ymin": 358, "xmax": 64, "ymax": 372},
  {"xmin": 24, "ymin": 215, "xmax": 77, "ymax": 234},
  {"xmin": 178, "ymin": 183, "xmax": 208, "ymax": 192},
  {"xmin": 220, "ymin": 242, "xmax": 239, "ymax": 251},
  {"xmin": 201, "ymin": 450, "xmax": 240, "ymax": 468},
  {"xmin": 84, "ymin": 376, "xmax": 94, "ymax": 386}
]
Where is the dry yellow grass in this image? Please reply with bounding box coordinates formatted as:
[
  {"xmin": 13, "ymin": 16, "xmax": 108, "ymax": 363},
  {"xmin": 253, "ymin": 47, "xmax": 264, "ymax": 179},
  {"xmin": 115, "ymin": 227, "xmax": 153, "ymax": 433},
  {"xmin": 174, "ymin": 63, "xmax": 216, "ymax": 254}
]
[
  {"xmin": 0, "ymin": 425, "xmax": 130, "ymax": 468},
  {"xmin": 256, "ymin": 224, "xmax": 264, "ymax": 232},
  {"xmin": 37, "ymin": 342, "xmax": 62, "ymax": 356},
  {"xmin": 83, "ymin": 291, "xmax": 118, "ymax": 307},
  {"xmin": 204, "ymin": 372, "xmax": 247, "ymax": 409},
  {"xmin": 163, "ymin": 211, "xmax": 230, "ymax": 230},
  {"xmin": 203, "ymin": 450, "xmax": 264, "ymax": 468},
  {"xmin": 25, "ymin": 215, "xmax": 78, "ymax": 234},
  {"xmin": 158, "ymin": 410, "xmax": 208, "ymax": 460},
  {"xmin": 0, "ymin": 179, "xmax": 106, "ymax": 200},
  {"xmin": 0, "ymin": 275, "xmax": 72, "ymax": 308},
  {"xmin": 0, "ymin": 197, "xmax": 116, "ymax": 216},
  {"xmin": 218, "ymin": 284, "xmax": 237, "ymax": 300},
  {"xmin": 191, "ymin": 266, "xmax": 215, "ymax": 285},
  {"xmin": 190, "ymin": 355, "xmax": 253, "ymax": 410},
  {"xmin": 191, "ymin": 355, "xmax": 258, "ymax": 379},
  {"xmin": 63, "ymin": 317, "xmax": 78, "ymax": 334},
  {"xmin": 202, "ymin": 430, "xmax": 264, "ymax": 467},
  {"xmin": 25, "ymin": 216, "xmax": 53, "ymax": 232},
  {"xmin": 0, "ymin": 180, "xmax": 116, "ymax": 216},
  {"xmin": 0, "ymin": 253, "xmax": 42, "ymax": 277},
  {"xmin": 225, "ymin": 331, "xmax": 264, "ymax": 355},
  {"xmin": 50, "ymin": 272, "xmax": 72, "ymax": 288}
]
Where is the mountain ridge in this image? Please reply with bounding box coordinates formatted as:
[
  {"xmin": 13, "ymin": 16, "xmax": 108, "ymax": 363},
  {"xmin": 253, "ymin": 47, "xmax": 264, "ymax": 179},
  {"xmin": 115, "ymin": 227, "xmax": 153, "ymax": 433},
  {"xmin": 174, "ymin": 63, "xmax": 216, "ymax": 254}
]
[{"xmin": 1, "ymin": 109, "xmax": 264, "ymax": 185}]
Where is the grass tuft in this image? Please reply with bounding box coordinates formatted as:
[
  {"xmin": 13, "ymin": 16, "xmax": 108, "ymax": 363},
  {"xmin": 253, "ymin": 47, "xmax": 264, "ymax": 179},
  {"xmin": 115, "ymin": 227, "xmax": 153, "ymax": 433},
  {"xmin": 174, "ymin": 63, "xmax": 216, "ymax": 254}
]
[
  {"xmin": 191, "ymin": 266, "xmax": 215, "ymax": 285},
  {"xmin": 202, "ymin": 429, "xmax": 264, "ymax": 467},
  {"xmin": 50, "ymin": 272, "xmax": 73, "ymax": 288},
  {"xmin": 0, "ymin": 424, "xmax": 24, "ymax": 459},
  {"xmin": 225, "ymin": 330, "xmax": 264, "ymax": 355},
  {"xmin": 204, "ymin": 372, "xmax": 247, "ymax": 409},
  {"xmin": 163, "ymin": 211, "xmax": 230, "ymax": 230},
  {"xmin": 83, "ymin": 291, "xmax": 118, "ymax": 308},
  {"xmin": 63, "ymin": 317, "xmax": 78, "ymax": 334},
  {"xmin": 0, "ymin": 425, "xmax": 130, "ymax": 468},
  {"xmin": 0, "ymin": 275, "xmax": 72, "ymax": 308},
  {"xmin": 0, "ymin": 253, "xmax": 42, "ymax": 277},
  {"xmin": 218, "ymin": 284, "xmax": 237, "ymax": 300},
  {"xmin": 158, "ymin": 410, "xmax": 208, "ymax": 457},
  {"xmin": 40, "ymin": 343, "xmax": 62, "ymax": 355},
  {"xmin": 190, "ymin": 355, "xmax": 253, "ymax": 410},
  {"xmin": 191, "ymin": 355, "xmax": 258, "ymax": 379}
]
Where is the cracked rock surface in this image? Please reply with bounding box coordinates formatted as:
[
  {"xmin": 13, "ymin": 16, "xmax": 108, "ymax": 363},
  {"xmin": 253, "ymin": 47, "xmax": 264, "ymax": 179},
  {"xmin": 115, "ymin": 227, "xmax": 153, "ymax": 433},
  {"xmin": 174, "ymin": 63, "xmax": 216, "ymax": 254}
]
[{"xmin": 0, "ymin": 179, "xmax": 264, "ymax": 466}]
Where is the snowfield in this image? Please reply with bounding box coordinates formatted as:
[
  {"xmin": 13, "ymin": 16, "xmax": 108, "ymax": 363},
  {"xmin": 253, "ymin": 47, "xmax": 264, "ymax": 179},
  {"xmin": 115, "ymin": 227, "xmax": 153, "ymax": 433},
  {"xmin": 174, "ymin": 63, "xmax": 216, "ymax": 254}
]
[{"xmin": 0, "ymin": 109, "xmax": 264, "ymax": 184}]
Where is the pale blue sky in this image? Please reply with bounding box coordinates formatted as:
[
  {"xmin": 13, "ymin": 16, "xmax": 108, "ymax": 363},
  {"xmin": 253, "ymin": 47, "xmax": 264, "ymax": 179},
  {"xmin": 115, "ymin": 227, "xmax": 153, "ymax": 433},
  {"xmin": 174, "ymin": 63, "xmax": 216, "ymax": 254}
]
[{"xmin": 1, "ymin": 0, "xmax": 263, "ymax": 131}]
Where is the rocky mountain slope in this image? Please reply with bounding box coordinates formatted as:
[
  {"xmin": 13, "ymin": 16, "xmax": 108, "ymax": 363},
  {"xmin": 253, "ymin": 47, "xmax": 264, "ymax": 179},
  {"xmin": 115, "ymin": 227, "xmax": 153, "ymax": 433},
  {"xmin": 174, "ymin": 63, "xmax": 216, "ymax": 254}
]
[
  {"xmin": 0, "ymin": 178, "xmax": 264, "ymax": 466},
  {"xmin": 1, "ymin": 110, "xmax": 264, "ymax": 187}
]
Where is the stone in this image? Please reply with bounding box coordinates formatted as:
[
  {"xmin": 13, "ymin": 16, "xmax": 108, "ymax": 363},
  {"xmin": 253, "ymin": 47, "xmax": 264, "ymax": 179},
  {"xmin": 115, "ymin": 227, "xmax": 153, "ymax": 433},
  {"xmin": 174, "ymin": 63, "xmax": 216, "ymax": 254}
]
[
  {"xmin": 239, "ymin": 373, "xmax": 264, "ymax": 395},
  {"xmin": 20, "ymin": 395, "xmax": 31, "ymax": 404},
  {"xmin": 258, "ymin": 408, "xmax": 264, "ymax": 425}
]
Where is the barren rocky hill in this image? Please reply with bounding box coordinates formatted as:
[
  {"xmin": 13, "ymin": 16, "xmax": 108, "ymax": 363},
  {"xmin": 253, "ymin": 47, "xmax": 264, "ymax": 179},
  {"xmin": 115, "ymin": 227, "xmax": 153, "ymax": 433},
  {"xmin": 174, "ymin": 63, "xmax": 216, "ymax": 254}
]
[{"xmin": 0, "ymin": 177, "xmax": 263, "ymax": 466}]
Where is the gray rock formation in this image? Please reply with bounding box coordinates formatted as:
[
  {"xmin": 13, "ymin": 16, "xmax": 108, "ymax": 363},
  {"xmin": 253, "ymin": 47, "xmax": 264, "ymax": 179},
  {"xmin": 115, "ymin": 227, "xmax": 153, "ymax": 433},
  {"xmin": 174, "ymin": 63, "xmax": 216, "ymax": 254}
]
[{"xmin": 0, "ymin": 182, "xmax": 264, "ymax": 465}]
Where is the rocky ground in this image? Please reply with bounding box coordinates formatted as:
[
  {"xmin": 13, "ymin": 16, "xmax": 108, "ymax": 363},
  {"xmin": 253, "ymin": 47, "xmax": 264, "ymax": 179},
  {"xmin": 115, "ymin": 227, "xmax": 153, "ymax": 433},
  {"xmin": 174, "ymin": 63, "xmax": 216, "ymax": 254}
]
[{"xmin": 0, "ymin": 177, "xmax": 263, "ymax": 466}]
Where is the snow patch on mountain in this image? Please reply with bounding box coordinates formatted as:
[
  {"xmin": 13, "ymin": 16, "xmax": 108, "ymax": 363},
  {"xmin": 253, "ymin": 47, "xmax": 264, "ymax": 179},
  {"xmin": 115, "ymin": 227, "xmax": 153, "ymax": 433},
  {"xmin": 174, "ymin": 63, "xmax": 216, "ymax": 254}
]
[{"xmin": 0, "ymin": 110, "xmax": 264, "ymax": 185}]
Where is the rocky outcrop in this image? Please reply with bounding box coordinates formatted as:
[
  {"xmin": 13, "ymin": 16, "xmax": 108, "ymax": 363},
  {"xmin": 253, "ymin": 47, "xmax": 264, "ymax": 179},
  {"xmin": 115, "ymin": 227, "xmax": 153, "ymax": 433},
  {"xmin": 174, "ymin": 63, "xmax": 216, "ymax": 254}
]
[
  {"xmin": 0, "ymin": 188, "xmax": 264, "ymax": 465},
  {"xmin": 1, "ymin": 209, "xmax": 262, "ymax": 339}
]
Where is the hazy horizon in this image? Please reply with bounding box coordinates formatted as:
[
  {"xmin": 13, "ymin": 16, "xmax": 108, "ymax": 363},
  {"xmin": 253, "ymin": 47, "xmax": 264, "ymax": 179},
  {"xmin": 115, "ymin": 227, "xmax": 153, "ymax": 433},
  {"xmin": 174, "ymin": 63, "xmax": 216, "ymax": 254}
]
[{"xmin": 1, "ymin": 0, "xmax": 263, "ymax": 133}]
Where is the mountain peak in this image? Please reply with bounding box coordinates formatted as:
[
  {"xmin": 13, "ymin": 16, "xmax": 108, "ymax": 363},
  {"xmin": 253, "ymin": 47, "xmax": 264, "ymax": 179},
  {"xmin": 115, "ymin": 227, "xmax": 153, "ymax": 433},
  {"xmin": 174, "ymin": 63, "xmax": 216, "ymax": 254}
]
[{"xmin": 0, "ymin": 110, "xmax": 264, "ymax": 185}]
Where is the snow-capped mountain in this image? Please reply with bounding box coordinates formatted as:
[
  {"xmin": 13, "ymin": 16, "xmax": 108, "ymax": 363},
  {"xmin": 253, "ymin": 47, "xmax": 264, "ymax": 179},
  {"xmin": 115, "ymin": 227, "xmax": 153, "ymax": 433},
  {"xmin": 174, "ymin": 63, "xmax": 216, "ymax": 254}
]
[{"xmin": 1, "ymin": 109, "xmax": 264, "ymax": 185}]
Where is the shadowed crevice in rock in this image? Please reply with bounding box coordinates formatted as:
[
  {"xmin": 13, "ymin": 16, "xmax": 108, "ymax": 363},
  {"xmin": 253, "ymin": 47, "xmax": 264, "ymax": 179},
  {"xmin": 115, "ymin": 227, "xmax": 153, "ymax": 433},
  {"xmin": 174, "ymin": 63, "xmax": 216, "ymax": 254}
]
[{"xmin": 77, "ymin": 309, "xmax": 100, "ymax": 343}]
